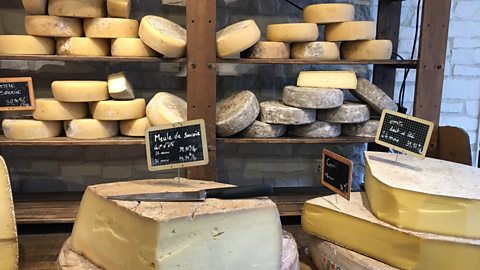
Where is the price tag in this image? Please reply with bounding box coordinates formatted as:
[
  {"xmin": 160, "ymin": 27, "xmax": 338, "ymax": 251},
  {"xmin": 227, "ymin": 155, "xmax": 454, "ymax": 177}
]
[
  {"xmin": 0, "ymin": 77, "xmax": 35, "ymax": 111},
  {"xmin": 321, "ymin": 149, "xmax": 352, "ymax": 200}
]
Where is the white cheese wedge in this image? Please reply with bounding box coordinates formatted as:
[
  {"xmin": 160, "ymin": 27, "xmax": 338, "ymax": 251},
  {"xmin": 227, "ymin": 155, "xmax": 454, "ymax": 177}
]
[
  {"xmin": 216, "ymin": 20, "xmax": 261, "ymax": 58},
  {"xmin": 216, "ymin": 91, "xmax": 259, "ymax": 137},
  {"xmin": 342, "ymin": 120, "xmax": 379, "ymax": 137},
  {"xmin": 290, "ymin": 41, "xmax": 340, "ymax": 60},
  {"xmin": 91, "ymin": 99, "xmax": 146, "ymax": 121},
  {"xmin": 0, "ymin": 35, "xmax": 54, "ymax": 55},
  {"xmin": 111, "ymin": 38, "xmax": 157, "ymax": 57},
  {"xmin": 33, "ymin": 99, "xmax": 88, "ymax": 121},
  {"xmin": 22, "ymin": 0, "xmax": 47, "ymax": 14},
  {"xmin": 0, "ymin": 156, "xmax": 18, "ymax": 270},
  {"xmin": 282, "ymin": 85, "xmax": 343, "ymax": 109},
  {"xmin": 139, "ymin": 15, "xmax": 187, "ymax": 58},
  {"xmin": 52, "ymin": 81, "xmax": 109, "ymax": 102},
  {"xmin": 107, "ymin": 72, "xmax": 135, "ymax": 100},
  {"xmin": 238, "ymin": 120, "xmax": 286, "ymax": 138},
  {"xmin": 240, "ymin": 41, "xmax": 289, "ymax": 59},
  {"xmin": 25, "ymin": 16, "xmax": 83, "ymax": 37},
  {"xmin": 146, "ymin": 92, "xmax": 187, "ymax": 125},
  {"xmin": 352, "ymin": 78, "xmax": 398, "ymax": 114},
  {"xmin": 303, "ymin": 4, "xmax": 355, "ymax": 24},
  {"xmin": 316, "ymin": 103, "xmax": 370, "ymax": 124},
  {"xmin": 297, "ymin": 71, "xmax": 357, "ymax": 89},
  {"xmin": 56, "ymin": 37, "xmax": 110, "ymax": 56},
  {"xmin": 267, "ymin": 23, "xmax": 319, "ymax": 43},
  {"xmin": 2, "ymin": 119, "xmax": 62, "ymax": 140},
  {"xmin": 119, "ymin": 117, "xmax": 151, "ymax": 137},
  {"xmin": 107, "ymin": 0, "xmax": 131, "ymax": 18},
  {"xmin": 64, "ymin": 119, "xmax": 119, "ymax": 139},
  {"xmin": 48, "ymin": 0, "xmax": 106, "ymax": 18},
  {"xmin": 341, "ymin": 40, "xmax": 393, "ymax": 60},
  {"xmin": 325, "ymin": 21, "xmax": 376, "ymax": 42},
  {"xmin": 259, "ymin": 101, "xmax": 316, "ymax": 125},
  {"xmin": 288, "ymin": 121, "xmax": 341, "ymax": 138},
  {"xmin": 84, "ymin": 18, "xmax": 139, "ymax": 39}
]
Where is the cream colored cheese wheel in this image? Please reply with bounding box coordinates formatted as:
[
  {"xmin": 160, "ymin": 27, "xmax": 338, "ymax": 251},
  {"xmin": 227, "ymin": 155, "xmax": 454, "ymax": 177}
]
[
  {"xmin": 25, "ymin": 16, "xmax": 83, "ymax": 37},
  {"xmin": 111, "ymin": 38, "xmax": 157, "ymax": 57},
  {"xmin": 52, "ymin": 81, "xmax": 109, "ymax": 102},
  {"xmin": 48, "ymin": 0, "xmax": 106, "ymax": 18},
  {"xmin": 107, "ymin": 0, "xmax": 131, "ymax": 18},
  {"xmin": 91, "ymin": 99, "xmax": 146, "ymax": 120},
  {"xmin": 65, "ymin": 119, "xmax": 119, "ymax": 139},
  {"xmin": 341, "ymin": 40, "xmax": 393, "ymax": 60},
  {"xmin": 325, "ymin": 21, "xmax": 376, "ymax": 41},
  {"xmin": 56, "ymin": 37, "xmax": 110, "ymax": 56},
  {"xmin": 297, "ymin": 71, "xmax": 357, "ymax": 89},
  {"xmin": 22, "ymin": 0, "xmax": 48, "ymax": 15},
  {"xmin": 2, "ymin": 119, "xmax": 62, "ymax": 140},
  {"xmin": 120, "ymin": 117, "xmax": 151, "ymax": 137},
  {"xmin": 139, "ymin": 15, "xmax": 187, "ymax": 58},
  {"xmin": 146, "ymin": 92, "xmax": 187, "ymax": 125},
  {"xmin": 216, "ymin": 20, "xmax": 261, "ymax": 58},
  {"xmin": 240, "ymin": 41, "xmax": 290, "ymax": 59},
  {"xmin": 0, "ymin": 35, "xmax": 55, "ymax": 55},
  {"xmin": 266, "ymin": 23, "xmax": 318, "ymax": 43},
  {"xmin": 84, "ymin": 18, "xmax": 139, "ymax": 39},
  {"xmin": 303, "ymin": 4, "xmax": 355, "ymax": 24},
  {"xmin": 33, "ymin": 99, "xmax": 88, "ymax": 120},
  {"xmin": 290, "ymin": 41, "xmax": 339, "ymax": 60}
]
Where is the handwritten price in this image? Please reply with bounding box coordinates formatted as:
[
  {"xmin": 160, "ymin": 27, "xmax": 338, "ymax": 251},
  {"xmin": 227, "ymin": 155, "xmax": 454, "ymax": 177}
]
[{"xmin": 5, "ymin": 96, "xmax": 28, "ymax": 106}]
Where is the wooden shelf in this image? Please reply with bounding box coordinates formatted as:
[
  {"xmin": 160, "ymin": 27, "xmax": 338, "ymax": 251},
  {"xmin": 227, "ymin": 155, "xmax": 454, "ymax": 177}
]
[
  {"xmin": 0, "ymin": 136, "xmax": 145, "ymax": 146},
  {"xmin": 217, "ymin": 58, "xmax": 418, "ymax": 68},
  {"xmin": 0, "ymin": 54, "xmax": 186, "ymax": 63},
  {"xmin": 217, "ymin": 136, "xmax": 375, "ymax": 144}
]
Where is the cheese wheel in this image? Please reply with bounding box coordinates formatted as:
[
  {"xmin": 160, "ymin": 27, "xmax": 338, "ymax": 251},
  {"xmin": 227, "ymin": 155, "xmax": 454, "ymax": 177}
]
[
  {"xmin": 288, "ymin": 121, "xmax": 341, "ymax": 138},
  {"xmin": 107, "ymin": 72, "xmax": 135, "ymax": 100},
  {"xmin": 290, "ymin": 42, "xmax": 339, "ymax": 60},
  {"xmin": 48, "ymin": 0, "xmax": 106, "ymax": 18},
  {"xmin": 139, "ymin": 15, "xmax": 187, "ymax": 58},
  {"xmin": 282, "ymin": 86, "xmax": 344, "ymax": 109},
  {"xmin": 341, "ymin": 40, "xmax": 393, "ymax": 60},
  {"xmin": 317, "ymin": 103, "xmax": 370, "ymax": 124},
  {"xmin": 267, "ymin": 23, "xmax": 318, "ymax": 43},
  {"xmin": 303, "ymin": 4, "xmax": 355, "ymax": 24},
  {"xmin": 0, "ymin": 156, "xmax": 18, "ymax": 270},
  {"xmin": 52, "ymin": 81, "xmax": 109, "ymax": 102},
  {"xmin": 260, "ymin": 101, "xmax": 316, "ymax": 125},
  {"xmin": 22, "ymin": 0, "xmax": 47, "ymax": 15},
  {"xmin": 84, "ymin": 18, "xmax": 139, "ymax": 39},
  {"xmin": 0, "ymin": 35, "xmax": 55, "ymax": 55},
  {"xmin": 33, "ymin": 99, "xmax": 88, "ymax": 120},
  {"xmin": 92, "ymin": 99, "xmax": 146, "ymax": 121},
  {"xmin": 325, "ymin": 21, "xmax": 376, "ymax": 41},
  {"xmin": 352, "ymin": 78, "xmax": 398, "ymax": 114},
  {"xmin": 25, "ymin": 16, "xmax": 83, "ymax": 37},
  {"xmin": 238, "ymin": 120, "xmax": 286, "ymax": 138},
  {"xmin": 216, "ymin": 20, "xmax": 261, "ymax": 58},
  {"xmin": 146, "ymin": 92, "xmax": 187, "ymax": 125},
  {"xmin": 216, "ymin": 90, "xmax": 260, "ymax": 137},
  {"xmin": 107, "ymin": 0, "xmax": 131, "ymax": 18},
  {"xmin": 120, "ymin": 117, "xmax": 151, "ymax": 137},
  {"xmin": 111, "ymin": 38, "xmax": 157, "ymax": 57},
  {"xmin": 56, "ymin": 37, "xmax": 110, "ymax": 56},
  {"xmin": 65, "ymin": 119, "xmax": 119, "ymax": 139},
  {"xmin": 297, "ymin": 71, "xmax": 357, "ymax": 89},
  {"xmin": 342, "ymin": 120, "xmax": 379, "ymax": 137},
  {"xmin": 2, "ymin": 119, "xmax": 62, "ymax": 140},
  {"xmin": 240, "ymin": 41, "xmax": 289, "ymax": 59}
]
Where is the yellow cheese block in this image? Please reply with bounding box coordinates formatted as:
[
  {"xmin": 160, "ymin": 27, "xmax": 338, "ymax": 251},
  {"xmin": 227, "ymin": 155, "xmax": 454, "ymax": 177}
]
[
  {"xmin": 365, "ymin": 151, "xmax": 480, "ymax": 239},
  {"xmin": 0, "ymin": 35, "xmax": 54, "ymax": 55},
  {"xmin": 22, "ymin": 0, "xmax": 47, "ymax": 14},
  {"xmin": 48, "ymin": 0, "xmax": 106, "ymax": 18},
  {"xmin": 64, "ymin": 119, "xmax": 119, "ymax": 139},
  {"xmin": 120, "ymin": 117, "xmax": 151, "ymax": 137},
  {"xmin": 84, "ymin": 18, "xmax": 139, "ymax": 39},
  {"xmin": 91, "ymin": 99, "xmax": 146, "ymax": 120},
  {"xmin": 25, "ymin": 15, "xmax": 83, "ymax": 37},
  {"xmin": 240, "ymin": 41, "xmax": 290, "ymax": 59},
  {"xmin": 107, "ymin": 72, "xmax": 135, "ymax": 100},
  {"xmin": 290, "ymin": 41, "xmax": 339, "ymax": 60},
  {"xmin": 267, "ymin": 23, "xmax": 319, "ymax": 42},
  {"xmin": 303, "ymin": 3, "xmax": 355, "ymax": 24},
  {"xmin": 2, "ymin": 119, "xmax": 62, "ymax": 140},
  {"xmin": 146, "ymin": 92, "xmax": 187, "ymax": 125},
  {"xmin": 52, "ymin": 81, "xmax": 109, "ymax": 102},
  {"xmin": 341, "ymin": 40, "xmax": 393, "ymax": 60},
  {"xmin": 56, "ymin": 37, "xmax": 110, "ymax": 56},
  {"xmin": 302, "ymin": 193, "xmax": 480, "ymax": 270},
  {"xmin": 33, "ymin": 99, "xmax": 88, "ymax": 120},
  {"xmin": 297, "ymin": 71, "xmax": 357, "ymax": 89},
  {"xmin": 0, "ymin": 156, "xmax": 18, "ymax": 270},
  {"xmin": 111, "ymin": 38, "xmax": 157, "ymax": 57},
  {"xmin": 139, "ymin": 15, "xmax": 187, "ymax": 58},
  {"xmin": 107, "ymin": 0, "xmax": 131, "ymax": 18},
  {"xmin": 325, "ymin": 21, "xmax": 376, "ymax": 41},
  {"xmin": 216, "ymin": 20, "xmax": 261, "ymax": 58}
]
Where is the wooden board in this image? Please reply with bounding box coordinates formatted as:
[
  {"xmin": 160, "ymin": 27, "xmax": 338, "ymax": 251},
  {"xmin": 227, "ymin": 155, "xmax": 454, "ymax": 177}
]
[
  {"xmin": 217, "ymin": 136, "xmax": 375, "ymax": 144},
  {"xmin": 0, "ymin": 135, "xmax": 145, "ymax": 146},
  {"xmin": 218, "ymin": 59, "xmax": 417, "ymax": 68},
  {"xmin": 0, "ymin": 54, "xmax": 185, "ymax": 63}
]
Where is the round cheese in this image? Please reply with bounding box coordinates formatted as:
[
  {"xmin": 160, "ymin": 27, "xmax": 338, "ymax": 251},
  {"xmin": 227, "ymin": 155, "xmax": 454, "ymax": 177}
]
[
  {"xmin": 48, "ymin": 0, "xmax": 106, "ymax": 18},
  {"xmin": 25, "ymin": 16, "xmax": 83, "ymax": 37},
  {"xmin": 65, "ymin": 119, "xmax": 119, "ymax": 139},
  {"xmin": 33, "ymin": 99, "xmax": 88, "ymax": 120},
  {"xmin": 341, "ymin": 40, "xmax": 392, "ymax": 60},
  {"xmin": 22, "ymin": 0, "xmax": 48, "ymax": 15},
  {"xmin": 91, "ymin": 99, "xmax": 146, "ymax": 121},
  {"xmin": 216, "ymin": 20, "xmax": 261, "ymax": 58},
  {"xmin": 267, "ymin": 23, "xmax": 319, "ymax": 42},
  {"xmin": 111, "ymin": 38, "xmax": 157, "ymax": 57},
  {"xmin": 84, "ymin": 18, "xmax": 139, "ymax": 39},
  {"xmin": 352, "ymin": 78, "xmax": 398, "ymax": 114},
  {"xmin": 297, "ymin": 71, "xmax": 357, "ymax": 89},
  {"xmin": 56, "ymin": 37, "xmax": 110, "ymax": 56},
  {"xmin": 120, "ymin": 117, "xmax": 151, "ymax": 137},
  {"xmin": 317, "ymin": 103, "xmax": 370, "ymax": 124},
  {"xmin": 260, "ymin": 100, "xmax": 316, "ymax": 125},
  {"xmin": 52, "ymin": 81, "xmax": 109, "ymax": 102},
  {"xmin": 290, "ymin": 42, "xmax": 339, "ymax": 60},
  {"xmin": 325, "ymin": 21, "xmax": 376, "ymax": 42},
  {"xmin": 342, "ymin": 120, "xmax": 379, "ymax": 137},
  {"xmin": 139, "ymin": 15, "xmax": 187, "ymax": 58},
  {"xmin": 288, "ymin": 121, "xmax": 341, "ymax": 138},
  {"xmin": 282, "ymin": 85, "xmax": 344, "ymax": 109},
  {"xmin": 216, "ymin": 90, "xmax": 259, "ymax": 137},
  {"xmin": 238, "ymin": 120, "xmax": 286, "ymax": 138},
  {"xmin": 146, "ymin": 92, "xmax": 187, "ymax": 125},
  {"xmin": 107, "ymin": 0, "xmax": 131, "ymax": 18},
  {"xmin": 303, "ymin": 4, "xmax": 355, "ymax": 24},
  {"xmin": 240, "ymin": 41, "xmax": 289, "ymax": 59},
  {"xmin": 0, "ymin": 35, "xmax": 54, "ymax": 55},
  {"xmin": 2, "ymin": 119, "xmax": 62, "ymax": 140}
]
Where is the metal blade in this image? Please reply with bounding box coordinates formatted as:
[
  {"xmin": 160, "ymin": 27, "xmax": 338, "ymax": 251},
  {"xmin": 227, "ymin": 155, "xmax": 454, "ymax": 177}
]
[{"xmin": 107, "ymin": 190, "xmax": 207, "ymax": 202}]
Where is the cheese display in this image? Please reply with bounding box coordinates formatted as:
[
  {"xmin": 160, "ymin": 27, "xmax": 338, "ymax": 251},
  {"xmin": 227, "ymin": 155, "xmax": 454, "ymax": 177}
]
[
  {"xmin": 302, "ymin": 192, "xmax": 480, "ymax": 270},
  {"xmin": 146, "ymin": 92, "xmax": 187, "ymax": 125},
  {"xmin": 341, "ymin": 40, "xmax": 393, "ymax": 60},
  {"xmin": 216, "ymin": 20, "xmax": 261, "ymax": 58},
  {"xmin": 120, "ymin": 117, "xmax": 151, "ymax": 137},
  {"xmin": 22, "ymin": 0, "xmax": 47, "ymax": 14},
  {"xmin": 2, "ymin": 119, "xmax": 62, "ymax": 140},
  {"xmin": 33, "ymin": 99, "xmax": 88, "ymax": 120},
  {"xmin": 297, "ymin": 71, "xmax": 357, "ymax": 89},
  {"xmin": 84, "ymin": 18, "xmax": 139, "ymax": 39},
  {"xmin": 107, "ymin": 0, "xmax": 131, "ymax": 18},
  {"xmin": 107, "ymin": 72, "xmax": 135, "ymax": 100},
  {"xmin": 64, "ymin": 119, "xmax": 119, "ymax": 139},
  {"xmin": 52, "ymin": 81, "xmax": 109, "ymax": 102},
  {"xmin": 259, "ymin": 101, "xmax": 316, "ymax": 125},
  {"xmin": 48, "ymin": 0, "xmax": 106, "ymax": 18},
  {"xmin": 325, "ymin": 21, "xmax": 376, "ymax": 42},
  {"xmin": 303, "ymin": 3, "xmax": 355, "ymax": 24},
  {"xmin": 0, "ymin": 156, "xmax": 18, "ymax": 270},
  {"xmin": 25, "ymin": 16, "xmax": 82, "ymax": 37},
  {"xmin": 365, "ymin": 151, "xmax": 480, "ymax": 240},
  {"xmin": 0, "ymin": 35, "xmax": 54, "ymax": 55},
  {"xmin": 290, "ymin": 42, "xmax": 340, "ymax": 60},
  {"xmin": 316, "ymin": 103, "xmax": 370, "ymax": 123},
  {"xmin": 238, "ymin": 120, "xmax": 286, "ymax": 138},
  {"xmin": 288, "ymin": 121, "xmax": 341, "ymax": 138},
  {"xmin": 56, "ymin": 37, "xmax": 110, "ymax": 56},
  {"xmin": 282, "ymin": 85, "xmax": 343, "ymax": 109},
  {"xmin": 111, "ymin": 38, "xmax": 157, "ymax": 57},
  {"xmin": 266, "ymin": 23, "xmax": 319, "ymax": 43},
  {"xmin": 91, "ymin": 99, "xmax": 146, "ymax": 120},
  {"xmin": 342, "ymin": 120, "xmax": 379, "ymax": 137},
  {"xmin": 216, "ymin": 90, "xmax": 259, "ymax": 137},
  {"xmin": 139, "ymin": 15, "xmax": 187, "ymax": 58},
  {"xmin": 240, "ymin": 41, "xmax": 290, "ymax": 59},
  {"xmin": 352, "ymin": 78, "xmax": 398, "ymax": 114}
]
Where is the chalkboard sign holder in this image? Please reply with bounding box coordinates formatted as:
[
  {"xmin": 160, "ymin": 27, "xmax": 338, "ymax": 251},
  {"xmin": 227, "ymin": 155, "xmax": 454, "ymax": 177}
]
[
  {"xmin": 321, "ymin": 149, "xmax": 352, "ymax": 200},
  {"xmin": 0, "ymin": 77, "xmax": 35, "ymax": 111}
]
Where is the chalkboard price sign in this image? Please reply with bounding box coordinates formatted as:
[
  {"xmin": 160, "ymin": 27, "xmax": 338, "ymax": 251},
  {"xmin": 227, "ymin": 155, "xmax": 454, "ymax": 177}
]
[
  {"xmin": 145, "ymin": 119, "xmax": 209, "ymax": 171},
  {"xmin": 321, "ymin": 149, "xmax": 352, "ymax": 200},
  {"xmin": 375, "ymin": 110, "xmax": 434, "ymax": 159},
  {"xmin": 0, "ymin": 77, "xmax": 35, "ymax": 111}
]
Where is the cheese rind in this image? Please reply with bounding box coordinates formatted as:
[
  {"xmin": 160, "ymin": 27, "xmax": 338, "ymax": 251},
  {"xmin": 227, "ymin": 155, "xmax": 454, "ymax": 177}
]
[
  {"xmin": 2, "ymin": 119, "xmax": 62, "ymax": 140},
  {"xmin": 33, "ymin": 99, "xmax": 88, "ymax": 120},
  {"xmin": 91, "ymin": 99, "xmax": 146, "ymax": 120},
  {"xmin": 325, "ymin": 22, "xmax": 376, "ymax": 42},
  {"xmin": 282, "ymin": 86, "xmax": 343, "ymax": 109},
  {"xmin": 120, "ymin": 117, "xmax": 151, "ymax": 137},
  {"xmin": 84, "ymin": 18, "xmax": 139, "ymax": 39},
  {"xmin": 351, "ymin": 78, "xmax": 398, "ymax": 114},
  {"xmin": 107, "ymin": 0, "xmax": 131, "ymax": 18},
  {"xmin": 0, "ymin": 156, "xmax": 18, "ymax": 270},
  {"xmin": 238, "ymin": 120, "xmax": 286, "ymax": 138},
  {"xmin": 288, "ymin": 121, "xmax": 341, "ymax": 138},
  {"xmin": 290, "ymin": 42, "xmax": 339, "ymax": 60},
  {"xmin": 216, "ymin": 20, "xmax": 261, "ymax": 58},
  {"xmin": 111, "ymin": 38, "xmax": 157, "ymax": 57},
  {"xmin": 297, "ymin": 71, "xmax": 357, "ymax": 89},
  {"xmin": 216, "ymin": 90, "xmax": 260, "ymax": 137},
  {"xmin": 240, "ymin": 41, "xmax": 289, "ymax": 59},
  {"xmin": 52, "ymin": 81, "xmax": 109, "ymax": 102},
  {"xmin": 25, "ymin": 16, "xmax": 82, "ymax": 37},
  {"xmin": 139, "ymin": 15, "xmax": 187, "ymax": 58},
  {"xmin": 341, "ymin": 40, "xmax": 393, "ymax": 60},
  {"xmin": 146, "ymin": 92, "xmax": 187, "ymax": 125},
  {"xmin": 56, "ymin": 37, "xmax": 110, "ymax": 56},
  {"xmin": 22, "ymin": 0, "xmax": 48, "ymax": 14},
  {"xmin": 267, "ymin": 23, "xmax": 319, "ymax": 43},
  {"xmin": 48, "ymin": 0, "xmax": 106, "ymax": 18},
  {"xmin": 0, "ymin": 35, "xmax": 54, "ymax": 55},
  {"xmin": 64, "ymin": 119, "xmax": 118, "ymax": 139},
  {"xmin": 342, "ymin": 120, "xmax": 379, "ymax": 137},
  {"xmin": 259, "ymin": 101, "xmax": 316, "ymax": 125},
  {"xmin": 303, "ymin": 4, "xmax": 355, "ymax": 24},
  {"xmin": 107, "ymin": 72, "xmax": 135, "ymax": 100},
  {"xmin": 317, "ymin": 103, "xmax": 370, "ymax": 124}
]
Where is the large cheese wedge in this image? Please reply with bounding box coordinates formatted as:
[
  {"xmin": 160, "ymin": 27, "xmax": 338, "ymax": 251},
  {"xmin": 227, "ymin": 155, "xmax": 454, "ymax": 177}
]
[
  {"xmin": 22, "ymin": 0, "xmax": 47, "ymax": 14},
  {"xmin": 84, "ymin": 18, "xmax": 139, "ymax": 39},
  {"xmin": 325, "ymin": 22, "xmax": 376, "ymax": 42},
  {"xmin": 91, "ymin": 99, "xmax": 146, "ymax": 120},
  {"xmin": 2, "ymin": 119, "xmax": 62, "ymax": 140},
  {"xmin": 56, "ymin": 37, "xmax": 110, "ymax": 56},
  {"xmin": 302, "ymin": 192, "xmax": 480, "ymax": 270},
  {"xmin": 52, "ymin": 81, "xmax": 109, "ymax": 102},
  {"xmin": 341, "ymin": 40, "xmax": 393, "ymax": 60},
  {"xmin": 0, "ymin": 35, "xmax": 54, "ymax": 55},
  {"xmin": 290, "ymin": 42, "xmax": 339, "ymax": 60},
  {"xmin": 33, "ymin": 99, "xmax": 88, "ymax": 120},
  {"xmin": 259, "ymin": 101, "xmax": 315, "ymax": 125},
  {"xmin": 139, "ymin": 15, "xmax": 187, "ymax": 58},
  {"xmin": 107, "ymin": 72, "xmax": 135, "ymax": 100},
  {"xmin": 67, "ymin": 179, "xmax": 282, "ymax": 270},
  {"xmin": 287, "ymin": 121, "xmax": 341, "ymax": 138},
  {"xmin": 107, "ymin": 0, "xmax": 131, "ymax": 18},
  {"xmin": 267, "ymin": 23, "xmax": 319, "ymax": 43},
  {"xmin": 238, "ymin": 120, "xmax": 286, "ymax": 138},
  {"xmin": 240, "ymin": 41, "xmax": 289, "ymax": 59},
  {"xmin": 146, "ymin": 92, "xmax": 187, "ymax": 125},
  {"xmin": 282, "ymin": 85, "xmax": 343, "ymax": 109},
  {"xmin": 120, "ymin": 117, "xmax": 151, "ymax": 137},
  {"xmin": 316, "ymin": 103, "xmax": 370, "ymax": 124},
  {"xmin": 352, "ymin": 78, "xmax": 398, "ymax": 114},
  {"xmin": 216, "ymin": 91, "xmax": 259, "ymax": 137},
  {"xmin": 0, "ymin": 156, "xmax": 18, "ymax": 270},
  {"xmin": 216, "ymin": 20, "xmax": 261, "ymax": 58},
  {"xmin": 303, "ymin": 4, "xmax": 355, "ymax": 24},
  {"xmin": 111, "ymin": 38, "xmax": 157, "ymax": 57},
  {"xmin": 25, "ymin": 16, "xmax": 83, "ymax": 37},
  {"xmin": 48, "ymin": 0, "xmax": 106, "ymax": 18},
  {"xmin": 64, "ymin": 119, "xmax": 118, "ymax": 139},
  {"xmin": 365, "ymin": 151, "xmax": 480, "ymax": 239},
  {"xmin": 342, "ymin": 120, "xmax": 379, "ymax": 137},
  {"xmin": 297, "ymin": 71, "xmax": 357, "ymax": 89}
]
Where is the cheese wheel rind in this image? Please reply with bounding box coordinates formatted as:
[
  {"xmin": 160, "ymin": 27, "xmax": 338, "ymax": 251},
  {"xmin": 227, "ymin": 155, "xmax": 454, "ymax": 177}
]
[
  {"xmin": 139, "ymin": 15, "xmax": 187, "ymax": 58},
  {"xmin": 146, "ymin": 92, "xmax": 187, "ymax": 125},
  {"xmin": 352, "ymin": 78, "xmax": 398, "ymax": 114},
  {"xmin": 216, "ymin": 20, "xmax": 261, "ymax": 58},
  {"xmin": 0, "ymin": 35, "xmax": 55, "ymax": 55},
  {"xmin": 107, "ymin": 0, "xmax": 131, "ymax": 18},
  {"xmin": 84, "ymin": 18, "xmax": 139, "ymax": 39},
  {"xmin": 91, "ymin": 99, "xmax": 146, "ymax": 120},
  {"xmin": 240, "ymin": 41, "xmax": 289, "ymax": 59},
  {"xmin": 303, "ymin": 4, "xmax": 355, "ymax": 24},
  {"xmin": 48, "ymin": 0, "xmax": 106, "ymax": 18},
  {"xmin": 0, "ymin": 156, "xmax": 18, "ymax": 270},
  {"xmin": 65, "ymin": 119, "xmax": 119, "ymax": 139},
  {"xmin": 111, "ymin": 38, "xmax": 157, "ymax": 57},
  {"xmin": 25, "ymin": 15, "xmax": 83, "ymax": 37},
  {"xmin": 267, "ymin": 23, "xmax": 319, "ymax": 43},
  {"xmin": 56, "ymin": 37, "xmax": 110, "ymax": 56},
  {"xmin": 33, "ymin": 99, "xmax": 88, "ymax": 120},
  {"xmin": 259, "ymin": 100, "xmax": 316, "ymax": 125},
  {"xmin": 297, "ymin": 71, "xmax": 357, "ymax": 89},
  {"xmin": 238, "ymin": 120, "xmax": 286, "ymax": 138},
  {"xmin": 216, "ymin": 90, "xmax": 260, "ymax": 137},
  {"xmin": 325, "ymin": 22, "xmax": 377, "ymax": 42},
  {"xmin": 22, "ymin": 0, "xmax": 48, "ymax": 14},
  {"xmin": 342, "ymin": 120, "xmax": 379, "ymax": 137},
  {"xmin": 317, "ymin": 103, "xmax": 370, "ymax": 124},
  {"xmin": 282, "ymin": 86, "xmax": 344, "ymax": 109},
  {"xmin": 2, "ymin": 119, "xmax": 62, "ymax": 140},
  {"xmin": 52, "ymin": 81, "xmax": 109, "ymax": 102},
  {"xmin": 290, "ymin": 42, "xmax": 339, "ymax": 60},
  {"xmin": 288, "ymin": 121, "xmax": 341, "ymax": 138},
  {"xmin": 120, "ymin": 117, "xmax": 151, "ymax": 137},
  {"xmin": 341, "ymin": 40, "xmax": 392, "ymax": 60}
]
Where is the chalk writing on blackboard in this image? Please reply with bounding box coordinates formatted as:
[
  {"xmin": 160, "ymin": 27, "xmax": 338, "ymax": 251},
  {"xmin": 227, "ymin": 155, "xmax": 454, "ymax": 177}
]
[
  {"xmin": 321, "ymin": 149, "xmax": 352, "ymax": 200},
  {"xmin": 0, "ymin": 77, "xmax": 35, "ymax": 111}
]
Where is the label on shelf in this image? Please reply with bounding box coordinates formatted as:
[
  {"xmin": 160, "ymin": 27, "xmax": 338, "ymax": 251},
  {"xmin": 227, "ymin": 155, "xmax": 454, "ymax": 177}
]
[
  {"xmin": 0, "ymin": 77, "xmax": 35, "ymax": 111},
  {"xmin": 321, "ymin": 149, "xmax": 352, "ymax": 200}
]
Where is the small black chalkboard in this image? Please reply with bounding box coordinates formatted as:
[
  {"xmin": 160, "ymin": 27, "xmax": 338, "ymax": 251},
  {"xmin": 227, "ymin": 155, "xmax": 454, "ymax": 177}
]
[
  {"xmin": 0, "ymin": 77, "xmax": 35, "ymax": 111},
  {"xmin": 375, "ymin": 110, "xmax": 434, "ymax": 158},
  {"xmin": 145, "ymin": 119, "xmax": 209, "ymax": 171},
  {"xmin": 321, "ymin": 149, "xmax": 352, "ymax": 200}
]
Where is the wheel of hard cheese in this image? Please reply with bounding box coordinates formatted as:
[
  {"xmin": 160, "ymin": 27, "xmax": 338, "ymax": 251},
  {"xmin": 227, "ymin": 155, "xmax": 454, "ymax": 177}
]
[
  {"xmin": 317, "ymin": 103, "xmax": 370, "ymax": 124},
  {"xmin": 0, "ymin": 35, "xmax": 54, "ymax": 55},
  {"xmin": 216, "ymin": 20, "xmax": 261, "ymax": 58},
  {"xmin": 139, "ymin": 15, "xmax": 186, "ymax": 58},
  {"xmin": 290, "ymin": 41, "xmax": 339, "ymax": 60},
  {"xmin": 84, "ymin": 18, "xmax": 139, "ymax": 38},
  {"xmin": 288, "ymin": 121, "xmax": 341, "ymax": 138},
  {"xmin": 303, "ymin": 4, "xmax": 355, "ymax": 24},
  {"xmin": 238, "ymin": 120, "xmax": 286, "ymax": 138},
  {"xmin": 352, "ymin": 78, "xmax": 398, "ymax": 114},
  {"xmin": 2, "ymin": 119, "xmax": 62, "ymax": 140},
  {"xmin": 107, "ymin": 0, "xmax": 131, "ymax": 18},
  {"xmin": 342, "ymin": 120, "xmax": 379, "ymax": 137},
  {"xmin": 259, "ymin": 100, "xmax": 315, "ymax": 125},
  {"xmin": 22, "ymin": 0, "xmax": 47, "ymax": 14},
  {"xmin": 341, "ymin": 40, "xmax": 392, "ymax": 60},
  {"xmin": 282, "ymin": 85, "xmax": 344, "ymax": 109},
  {"xmin": 56, "ymin": 37, "xmax": 110, "ymax": 56},
  {"xmin": 52, "ymin": 81, "xmax": 109, "ymax": 102},
  {"xmin": 64, "ymin": 119, "xmax": 118, "ymax": 139},
  {"xmin": 111, "ymin": 38, "xmax": 157, "ymax": 57},
  {"xmin": 325, "ymin": 21, "xmax": 376, "ymax": 42},
  {"xmin": 146, "ymin": 92, "xmax": 187, "ymax": 125},
  {"xmin": 240, "ymin": 41, "xmax": 289, "ymax": 59},
  {"xmin": 25, "ymin": 16, "xmax": 82, "ymax": 37},
  {"xmin": 91, "ymin": 99, "xmax": 146, "ymax": 121},
  {"xmin": 48, "ymin": 0, "xmax": 106, "ymax": 18},
  {"xmin": 33, "ymin": 99, "xmax": 88, "ymax": 120},
  {"xmin": 297, "ymin": 71, "xmax": 357, "ymax": 90},
  {"xmin": 120, "ymin": 117, "xmax": 151, "ymax": 137},
  {"xmin": 267, "ymin": 23, "xmax": 319, "ymax": 43},
  {"xmin": 216, "ymin": 90, "xmax": 259, "ymax": 137}
]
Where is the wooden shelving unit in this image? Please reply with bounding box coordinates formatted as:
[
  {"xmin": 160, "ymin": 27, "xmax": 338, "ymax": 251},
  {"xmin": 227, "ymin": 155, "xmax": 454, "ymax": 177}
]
[
  {"xmin": 0, "ymin": 54, "xmax": 184, "ymax": 63},
  {"xmin": 217, "ymin": 136, "xmax": 375, "ymax": 144},
  {"xmin": 217, "ymin": 58, "xmax": 418, "ymax": 68}
]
